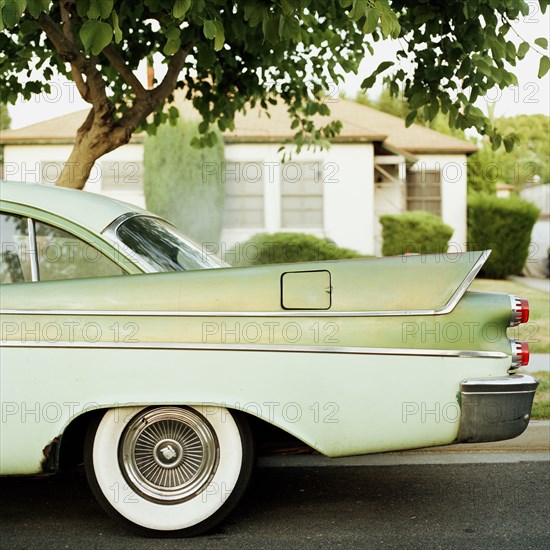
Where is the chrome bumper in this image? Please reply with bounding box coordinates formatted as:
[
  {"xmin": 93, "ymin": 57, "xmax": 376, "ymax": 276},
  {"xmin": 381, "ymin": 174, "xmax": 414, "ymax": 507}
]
[{"xmin": 456, "ymin": 374, "xmax": 539, "ymax": 443}]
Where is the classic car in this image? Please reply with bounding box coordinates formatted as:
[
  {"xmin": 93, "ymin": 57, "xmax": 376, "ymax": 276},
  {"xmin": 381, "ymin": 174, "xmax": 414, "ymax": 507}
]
[{"xmin": 0, "ymin": 181, "xmax": 538, "ymax": 536}]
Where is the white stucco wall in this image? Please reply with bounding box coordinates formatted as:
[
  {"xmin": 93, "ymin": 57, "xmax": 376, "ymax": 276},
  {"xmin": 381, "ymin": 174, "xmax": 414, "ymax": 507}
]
[
  {"xmin": 412, "ymin": 154, "xmax": 468, "ymax": 253},
  {"xmin": 221, "ymin": 142, "xmax": 376, "ymax": 256}
]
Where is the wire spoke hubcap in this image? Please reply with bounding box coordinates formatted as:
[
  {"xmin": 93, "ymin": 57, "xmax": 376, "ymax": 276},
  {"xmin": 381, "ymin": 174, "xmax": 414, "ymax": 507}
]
[{"xmin": 119, "ymin": 407, "xmax": 219, "ymax": 503}]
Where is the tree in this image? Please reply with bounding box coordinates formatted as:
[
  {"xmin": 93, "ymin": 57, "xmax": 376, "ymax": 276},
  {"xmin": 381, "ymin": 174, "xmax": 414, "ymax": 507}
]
[
  {"xmin": 1, "ymin": 1, "xmax": 548, "ymax": 189},
  {"xmin": 143, "ymin": 119, "xmax": 224, "ymax": 245},
  {"xmin": 468, "ymin": 112, "xmax": 550, "ymax": 193},
  {"xmin": 0, "ymin": 103, "xmax": 11, "ymax": 130}
]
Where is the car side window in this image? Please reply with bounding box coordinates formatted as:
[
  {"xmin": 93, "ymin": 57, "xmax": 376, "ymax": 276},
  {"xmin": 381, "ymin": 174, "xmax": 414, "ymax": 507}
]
[
  {"xmin": 34, "ymin": 220, "xmax": 125, "ymax": 281},
  {"xmin": 0, "ymin": 213, "xmax": 33, "ymax": 284}
]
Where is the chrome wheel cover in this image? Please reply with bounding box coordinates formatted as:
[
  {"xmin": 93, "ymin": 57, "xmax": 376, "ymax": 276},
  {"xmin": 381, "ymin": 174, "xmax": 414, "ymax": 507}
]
[{"xmin": 119, "ymin": 407, "xmax": 219, "ymax": 503}]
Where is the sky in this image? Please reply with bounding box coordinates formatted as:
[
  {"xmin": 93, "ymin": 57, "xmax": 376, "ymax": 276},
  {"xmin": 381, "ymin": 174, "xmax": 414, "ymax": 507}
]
[{"xmin": 6, "ymin": 4, "xmax": 550, "ymax": 130}]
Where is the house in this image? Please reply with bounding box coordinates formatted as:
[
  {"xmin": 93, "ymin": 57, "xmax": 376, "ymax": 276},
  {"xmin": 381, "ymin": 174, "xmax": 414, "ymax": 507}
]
[{"xmin": 0, "ymin": 99, "xmax": 477, "ymax": 256}]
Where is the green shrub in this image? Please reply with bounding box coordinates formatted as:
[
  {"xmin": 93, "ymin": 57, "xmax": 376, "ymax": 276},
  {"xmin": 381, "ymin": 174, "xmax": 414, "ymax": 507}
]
[
  {"xmin": 144, "ymin": 119, "xmax": 224, "ymax": 246},
  {"xmin": 380, "ymin": 211, "xmax": 454, "ymax": 256},
  {"xmin": 467, "ymin": 194, "xmax": 540, "ymax": 278},
  {"xmin": 226, "ymin": 232, "xmax": 362, "ymax": 266}
]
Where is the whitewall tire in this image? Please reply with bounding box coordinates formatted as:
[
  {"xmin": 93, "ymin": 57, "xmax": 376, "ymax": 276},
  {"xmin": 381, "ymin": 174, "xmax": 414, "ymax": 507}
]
[{"xmin": 84, "ymin": 405, "xmax": 253, "ymax": 536}]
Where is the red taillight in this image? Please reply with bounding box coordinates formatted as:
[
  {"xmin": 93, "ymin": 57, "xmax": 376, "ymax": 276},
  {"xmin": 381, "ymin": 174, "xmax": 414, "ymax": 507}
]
[
  {"xmin": 520, "ymin": 341, "xmax": 530, "ymax": 366},
  {"xmin": 519, "ymin": 298, "xmax": 529, "ymax": 324},
  {"xmin": 511, "ymin": 340, "xmax": 530, "ymax": 368},
  {"xmin": 510, "ymin": 296, "xmax": 530, "ymax": 326}
]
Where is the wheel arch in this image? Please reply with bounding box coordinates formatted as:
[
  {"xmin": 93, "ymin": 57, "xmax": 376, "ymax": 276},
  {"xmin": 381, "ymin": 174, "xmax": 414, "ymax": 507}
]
[{"xmin": 56, "ymin": 405, "xmax": 309, "ymax": 472}]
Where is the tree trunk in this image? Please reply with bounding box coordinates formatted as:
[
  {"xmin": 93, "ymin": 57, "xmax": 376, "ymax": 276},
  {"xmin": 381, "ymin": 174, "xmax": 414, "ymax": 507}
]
[{"xmin": 56, "ymin": 109, "xmax": 130, "ymax": 189}]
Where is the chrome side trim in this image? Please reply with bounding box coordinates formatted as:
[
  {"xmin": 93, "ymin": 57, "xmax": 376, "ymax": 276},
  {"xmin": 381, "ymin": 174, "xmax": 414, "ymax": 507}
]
[
  {"xmin": 0, "ymin": 250, "xmax": 491, "ymax": 318},
  {"xmin": 101, "ymin": 211, "xmax": 153, "ymax": 235},
  {"xmin": 0, "ymin": 307, "xmax": 438, "ymax": 317},
  {"xmin": 27, "ymin": 217, "xmax": 39, "ymax": 282},
  {"xmin": 435, "ymin": 249, "xmax": 491, "ymax": 314},
  {"xmin": 461, "ymin": 390, "xmax": 536, "ymax": 395},
  {"xmin": 0, "ymin": 340, "xmax": 509, "ymax": 358}
]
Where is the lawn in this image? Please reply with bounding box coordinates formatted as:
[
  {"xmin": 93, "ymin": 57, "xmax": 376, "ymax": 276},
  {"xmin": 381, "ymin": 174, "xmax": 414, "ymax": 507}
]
[
  {"xmin": 520, "ymin": 370, "xmax": 550, "ymax": 420},
  {"xmin": 469, "ymin": 278, "xmax": 550, "ymax": 354}
]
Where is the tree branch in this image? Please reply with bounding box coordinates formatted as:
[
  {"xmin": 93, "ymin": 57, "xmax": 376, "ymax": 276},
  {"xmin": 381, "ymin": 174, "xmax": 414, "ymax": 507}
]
[
  {"xmin": 59, "ymin": 1, "xmax": 90, "ymax": 102},
  {"xmin": 102, "ymin": 44, "xmax": 148, "ymax": 100},
  {"xmin": 150, "ymin": 43, "xmax": 195, "ymax": 104},
  {"xmin": 35, "ymin": 11, "xmax": 110, "ymax": 115},
  {"xmin": 119, "ymin": 42, "xmax": 195, "ymax": 133}
]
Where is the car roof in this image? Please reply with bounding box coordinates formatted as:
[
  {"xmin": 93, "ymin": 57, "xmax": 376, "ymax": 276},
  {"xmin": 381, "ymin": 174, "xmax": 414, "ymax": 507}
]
[{"xmin": 0, "ymin": 181, "xmax": 148, "ymax": 234}]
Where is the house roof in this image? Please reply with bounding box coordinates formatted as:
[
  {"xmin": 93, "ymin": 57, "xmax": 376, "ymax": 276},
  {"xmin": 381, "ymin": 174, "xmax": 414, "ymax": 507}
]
[{"xmin": 0, "ymin": 98, "xmax": 477, "ymax": 154}]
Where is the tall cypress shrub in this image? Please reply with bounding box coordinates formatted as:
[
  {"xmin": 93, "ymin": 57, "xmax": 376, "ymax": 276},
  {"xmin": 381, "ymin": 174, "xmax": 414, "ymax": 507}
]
[{"xmin": 144, "ymin": 119, "xmax": 224, "ymax": 247}]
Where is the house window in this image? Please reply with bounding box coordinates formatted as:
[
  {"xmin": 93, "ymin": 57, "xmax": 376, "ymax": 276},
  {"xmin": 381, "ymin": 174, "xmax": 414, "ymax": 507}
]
[
  {"xmin": 222, "ymin": 161, "xmax": 264, "ymax": 228},
  {"xmin": 406, "ymin": 168, "xmax": 441, "ymax": 216},
  {"xmin": 101, "ymin": 161, "xmax": 143, "ymax": 190},
  {"xmin": 281, "ymin": 162, "xmax": 323, "ymax": 228}
]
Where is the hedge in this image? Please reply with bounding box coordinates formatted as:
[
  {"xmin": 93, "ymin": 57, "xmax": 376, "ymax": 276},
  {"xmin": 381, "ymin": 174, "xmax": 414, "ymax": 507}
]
[
  {"xmin": 379, "ymin": 211, "xmax": 454, "ymax": 256},
  {"xmin": 226, "ymin": 232, "xmax": 362, "ymax": 266},
  {"xmin": 467, "ymin": 194, "xmax": 540, "ymax": 278},
  {"xmin": 143, "ymin": 118, "xmax": 224, "ymax": 246}
]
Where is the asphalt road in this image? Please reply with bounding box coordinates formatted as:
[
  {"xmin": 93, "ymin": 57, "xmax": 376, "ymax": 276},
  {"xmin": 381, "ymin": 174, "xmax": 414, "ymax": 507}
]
[{"xmin": 1, "ymin": 461, "xmax": 548, "ymax": 550}]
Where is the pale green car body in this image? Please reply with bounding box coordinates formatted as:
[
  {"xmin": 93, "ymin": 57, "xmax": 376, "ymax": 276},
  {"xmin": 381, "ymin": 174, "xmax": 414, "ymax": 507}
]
[{"xmin": 0, "ymin": 181, "xmax": 538, "ymax": 535}]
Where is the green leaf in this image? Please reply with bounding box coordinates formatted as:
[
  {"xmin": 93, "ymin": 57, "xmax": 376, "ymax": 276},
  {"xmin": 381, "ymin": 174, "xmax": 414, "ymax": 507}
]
[
  {"xmin": 165, "ymin": 26, "xmax": 180, "ymax": 40},
  {"xmin": 361, "ymin": 74, "xmax": 376, "ymax": 89},
  {"xmin": 476, "ymin": 58, "xmax": 492, "ymax": 77},
  {"xmin": 280, "ymin": 0, "xmax": 295, "ymax": 16},
  {"xmin": 280, "ymin": 15, "xmax": 300, "ymax": 41},
  {"xmin": 27, "ymin": 0, "xmax": 48, "ymax": 18},
  {"xmin": 213, "ymin": 20, "xmax": 225, "ymax": 51},
  {"xmin": 164, "ymin": 36, "xmax": 181, "ymax": 55},
  {"xmin": 87, "ymin": 0, "xmax": 113, "ymax": 20},
  {"xmin": 77, "ymin": 0, "xmax": 91, "ymax": 17},
  {"xmin": 173, "ymin": 0, "xmax": 191, "ymax": 19},
  {"xmin": 79, "ymin": 20, "xmax": 113, "ymax": 55},
  {"xmin": 380, "ymin": 11, "xmax": 391, "ymax": 36},
  {"xmin": 374, "ymin": 60, "xmax": 394, "ymax": 75},
  {"xmin": 262, "ymin": 15, "xmax": 279, "ymax": 44},
  {"xmin": 168, "ymin": 105, "xmax": 179, "ymax": 121},
  {"xmin": 203, "ymin": 19, "xmax": 216, "ymax": 40},
  {"xmin": 243, "ymin": 3, "xmax": 267, "ymax": 27},
  {"xmin": 2, "ymin": 0, "xmax": 26, "ymax": 28},
  {"xmin": 538, "ymin": 55, "xmax": 550, "ymax": 78},
  {"xmin": 112, "ymin": 10, "xmax": 122, "ymax": 43},
  {"xmin": 503, "ymin": 136, "xmax": 515, "ymax": 153},
  {"xmin": 405, "ymin": 110, "xmax": 416, "ymax": 127},
  {"xmin": 363, "ymin": 8, "xmax": 379, "ymax": 34},
  {"xmin": 517, "ymin": 41, "xmax": 529, "ymax": 60},
  {"xmin": 535, "ymin": 37, "xmax": 548, "ymax": 49},
  {"xmin": 349, "ymin": 0, "xmax": 368, "ymax": 21},
  {"xmin": 409, "ymin": 91, "xmax": 424, "ymax": 109}
]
